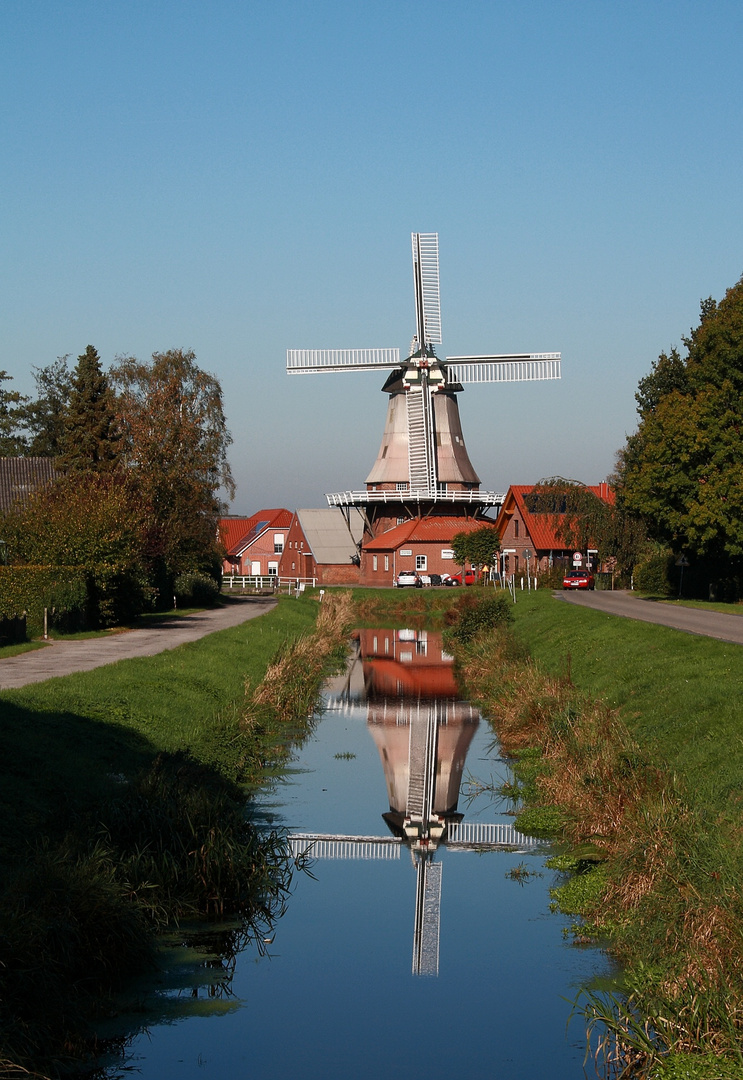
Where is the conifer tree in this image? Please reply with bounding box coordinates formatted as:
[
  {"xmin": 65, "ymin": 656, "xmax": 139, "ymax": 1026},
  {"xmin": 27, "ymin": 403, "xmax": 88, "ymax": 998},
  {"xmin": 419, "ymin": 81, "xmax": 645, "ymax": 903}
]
[{"xmin": 59, "ymin": 346, "xmax": 120, "ymax": 472}]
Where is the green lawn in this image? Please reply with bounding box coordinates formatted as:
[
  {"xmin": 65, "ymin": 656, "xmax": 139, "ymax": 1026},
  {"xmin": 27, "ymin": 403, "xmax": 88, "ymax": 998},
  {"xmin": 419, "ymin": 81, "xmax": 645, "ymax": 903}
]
[
  {"xmin": 508, "ymin": 589, "xmax": 743, "ymax": 833},
  {"xmin": 0, "ymin": 594, "xmax": 320, "ymax": 864}
]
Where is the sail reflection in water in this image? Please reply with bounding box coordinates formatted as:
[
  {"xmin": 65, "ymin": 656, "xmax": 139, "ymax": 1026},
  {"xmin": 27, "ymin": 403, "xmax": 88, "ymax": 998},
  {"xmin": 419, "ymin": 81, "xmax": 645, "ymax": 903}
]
[{"xmin": 290, "ymin": 628, "xmax": 538, "ymax": 976}]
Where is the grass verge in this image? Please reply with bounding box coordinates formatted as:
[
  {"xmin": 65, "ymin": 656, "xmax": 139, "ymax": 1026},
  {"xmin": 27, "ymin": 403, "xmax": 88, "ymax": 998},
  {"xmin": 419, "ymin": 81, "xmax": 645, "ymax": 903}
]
[
  {"xmin": 452, "ymin": 588, "xmax": 743, "ymax": 1078},
  {"xmin": 0, "ymin": 591, "xmax": 354, "ymax": 1078}
]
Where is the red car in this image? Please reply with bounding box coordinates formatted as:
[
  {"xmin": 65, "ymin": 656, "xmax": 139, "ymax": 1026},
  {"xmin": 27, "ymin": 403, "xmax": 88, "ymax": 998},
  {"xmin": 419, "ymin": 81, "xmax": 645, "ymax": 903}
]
[
  {"xmin": 563, "ymin": 569, "xmax": 595, "ymax": 590},
  {"xmin": 447, "ymin": 570, "xmax": 478, "ymax": 586}
]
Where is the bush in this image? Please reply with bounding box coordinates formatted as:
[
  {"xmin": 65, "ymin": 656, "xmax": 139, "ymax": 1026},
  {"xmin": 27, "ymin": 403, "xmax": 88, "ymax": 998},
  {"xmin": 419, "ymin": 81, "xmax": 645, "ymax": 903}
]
[
  {"xmin": 174, "ymin": 570, "xmax": 220, "ymax": 607},
  {"xmin": 445, "ymin": 592, "xmax": 513, "ymax": 643},
  {"xmin": 634, "ymin": 552, "xmax": 675, "ymax": 596}
]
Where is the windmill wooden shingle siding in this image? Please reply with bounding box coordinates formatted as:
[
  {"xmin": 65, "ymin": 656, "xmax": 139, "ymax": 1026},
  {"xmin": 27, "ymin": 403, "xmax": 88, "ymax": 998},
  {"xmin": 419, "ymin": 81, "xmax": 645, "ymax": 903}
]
[
  {"xmin": 287, "ymin": 233, "xmax": 561, "ymax": 540},
  {"xmin": 0, "ymin": 457, "xmax": 59, "ymax": 513}
]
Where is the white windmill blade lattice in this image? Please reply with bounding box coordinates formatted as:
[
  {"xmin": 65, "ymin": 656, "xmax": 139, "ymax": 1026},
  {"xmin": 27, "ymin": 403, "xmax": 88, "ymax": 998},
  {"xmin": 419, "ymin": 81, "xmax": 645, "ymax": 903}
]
[
  {"xmin": 446, "ymin": 353, "xmax": 561, "ymax": 384},
  {"xmin": 412, "ymin": 233, "xmax": 442, "ymax": 346},
  {"xmin": 287, "ymin": 348, "xmax": 401, "ymax": 374}
]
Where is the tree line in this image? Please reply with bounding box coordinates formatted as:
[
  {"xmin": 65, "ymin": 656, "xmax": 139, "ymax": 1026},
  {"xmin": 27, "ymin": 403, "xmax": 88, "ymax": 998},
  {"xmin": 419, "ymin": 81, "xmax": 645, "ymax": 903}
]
[
  {"xmin": 0, "ymin": 346, "xmax": 233, "ymax": 625},
  {"xmin": 527, "ymin": 273, "xmax": 743, "ymax": 598}
]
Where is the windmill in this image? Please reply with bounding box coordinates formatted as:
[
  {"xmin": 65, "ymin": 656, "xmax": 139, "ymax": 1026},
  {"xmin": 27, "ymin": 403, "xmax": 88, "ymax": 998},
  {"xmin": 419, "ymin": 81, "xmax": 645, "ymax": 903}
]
[{"xmin": 287, "ymin": 233, "xmax": 561, "ymax": 530}]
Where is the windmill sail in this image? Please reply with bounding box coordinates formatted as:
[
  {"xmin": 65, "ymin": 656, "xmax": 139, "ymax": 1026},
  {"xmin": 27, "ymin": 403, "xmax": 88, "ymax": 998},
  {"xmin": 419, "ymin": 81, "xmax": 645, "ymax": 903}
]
[
  {"xmin": 446, "ymin": 354, "xmax": 561, "ymax": 384},
  {"xmin": 287, "ymin": 348, "xmax": 400, "ymax": 373},
  {"xmin": 412, "ymin": 232, "xmax": 442, "ymax": 348}
]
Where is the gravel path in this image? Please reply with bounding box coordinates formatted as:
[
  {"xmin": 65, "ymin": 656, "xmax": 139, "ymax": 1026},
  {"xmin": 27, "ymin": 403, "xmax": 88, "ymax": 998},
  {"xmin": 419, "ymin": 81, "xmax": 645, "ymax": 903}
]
[
  {"xmin": 559, "ymin": 589, "xmax": 743, "ymax": 645},
  {"xmin": 0, "ymin": 598, "xmax": 276, "ymax": 690}
]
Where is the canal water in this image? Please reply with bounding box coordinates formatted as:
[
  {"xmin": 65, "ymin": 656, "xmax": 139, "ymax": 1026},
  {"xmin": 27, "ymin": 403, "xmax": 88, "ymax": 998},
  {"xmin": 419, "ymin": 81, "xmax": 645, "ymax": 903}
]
[{"xmin": 105, "ymin": 626, "xmax": 612, "ymax": 1079}]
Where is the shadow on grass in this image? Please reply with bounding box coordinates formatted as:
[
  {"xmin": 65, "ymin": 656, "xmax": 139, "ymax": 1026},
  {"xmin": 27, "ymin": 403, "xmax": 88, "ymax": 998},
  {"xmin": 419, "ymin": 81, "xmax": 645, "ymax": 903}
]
[{"xmin": 0, "ymin": 698, "xmax": 158, "ymax": 869}]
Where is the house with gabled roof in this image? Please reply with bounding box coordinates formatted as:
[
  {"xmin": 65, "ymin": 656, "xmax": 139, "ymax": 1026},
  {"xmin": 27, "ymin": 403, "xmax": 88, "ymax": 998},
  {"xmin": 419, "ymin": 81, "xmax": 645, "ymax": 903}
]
[
  {"xmin": 278, "ymin": 507, "xmax": 364, "ymax": 585},
  {"xmin": 219, "ymin": 508, "xmax": 292, "ymax": 578},
  {"xmin": 494, "ymin": 483, "xmax": 615, "ymax": 578},
  {"xmin": 360, "ymin": 515, "xmax": 491, "ymax": 587}
]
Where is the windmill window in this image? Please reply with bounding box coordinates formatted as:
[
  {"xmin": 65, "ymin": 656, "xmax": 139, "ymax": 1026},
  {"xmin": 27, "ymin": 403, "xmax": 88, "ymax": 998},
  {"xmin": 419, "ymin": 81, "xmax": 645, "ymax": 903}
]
[
  {"xmin": 382, "ymin": 445, "xmax": 388, "ymax": 458},
  {"xmin": 397, "ymin": 517, "xmax": 406, "ymax": 525},
  {"xmin": 396, "ymin": 482, "xmax": 409, "ymax": 491},
  {"xmin": 384, "ymin": 555, "xmax": 389, "ymax": 571},
  {"xmin": 373, "ymin": 555, "xmax": 378, "ymax": 571}
]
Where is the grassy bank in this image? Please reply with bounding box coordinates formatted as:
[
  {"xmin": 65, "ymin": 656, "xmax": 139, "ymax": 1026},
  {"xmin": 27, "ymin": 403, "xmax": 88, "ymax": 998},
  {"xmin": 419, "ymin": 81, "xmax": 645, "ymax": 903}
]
[
  {"xmin": 454, "ymin": 588, "xmax": 743, "ymax": 1078},
  {"xmin": 0, "ymin": 591, "xmax": 354, "ymax": 1077}
]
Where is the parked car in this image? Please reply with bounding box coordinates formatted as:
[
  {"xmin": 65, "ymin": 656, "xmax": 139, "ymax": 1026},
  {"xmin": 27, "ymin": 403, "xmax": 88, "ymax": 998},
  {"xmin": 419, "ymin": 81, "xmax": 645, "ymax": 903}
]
[
  {"xmin": 441, "ymin": 573, "xmax": 460, "ymax": 586},
  {"xmin": 449, "ymin": 570, "xmax": 478, "ymax": 586},
  {"xmin": 563, "ymin": 569, "xmax": 595, "ymax": 590},
  {"xmin": 395, "ymin": 570, "xmax": 422, "ymax": 588}
]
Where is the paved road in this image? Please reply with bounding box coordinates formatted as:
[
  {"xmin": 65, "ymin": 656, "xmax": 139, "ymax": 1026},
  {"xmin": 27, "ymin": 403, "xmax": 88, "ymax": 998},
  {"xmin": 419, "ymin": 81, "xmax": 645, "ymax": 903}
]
[
  {"xmin": 559, "ymin": 590, "xmax": 743, "ymax": 646},
  {"xmin": 0, "ymin": 598, "xmax": 276, "ymax": 690}
]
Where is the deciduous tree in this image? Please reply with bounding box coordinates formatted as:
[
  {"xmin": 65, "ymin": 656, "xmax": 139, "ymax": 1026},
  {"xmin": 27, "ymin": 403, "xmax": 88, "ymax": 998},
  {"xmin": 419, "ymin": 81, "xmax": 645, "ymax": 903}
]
[
  {"xmin": 451, "ymin": 525, "xmax": 500, "ymax": 579},
  {"xmin": 0, "ymin": 371, "xmax": 29, "ymax": 456},
  {"xmin": 617, "ymin": 276, "xmax": 743, "ymax": 562},
  {"xmin": 24, "ymin": 356, "xmax": 73, "ymax": 457},
  {"xmin": 112, "ymin": 348, "xmax": 234, "ymax": 580}
]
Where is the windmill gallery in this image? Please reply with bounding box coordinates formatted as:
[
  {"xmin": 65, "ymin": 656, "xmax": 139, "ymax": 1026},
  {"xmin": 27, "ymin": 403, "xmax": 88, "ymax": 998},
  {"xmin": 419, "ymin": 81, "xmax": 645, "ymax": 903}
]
[{"xmin": 286, "ymin": 233, "xmax": 561, "ymax": 586}]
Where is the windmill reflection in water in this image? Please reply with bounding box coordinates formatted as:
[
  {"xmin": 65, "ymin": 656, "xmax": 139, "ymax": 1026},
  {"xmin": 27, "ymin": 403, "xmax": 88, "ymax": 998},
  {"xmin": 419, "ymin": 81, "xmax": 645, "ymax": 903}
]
[{"xmin": 289, "ymin": 628, "xmax": 539, "ymax": 976}]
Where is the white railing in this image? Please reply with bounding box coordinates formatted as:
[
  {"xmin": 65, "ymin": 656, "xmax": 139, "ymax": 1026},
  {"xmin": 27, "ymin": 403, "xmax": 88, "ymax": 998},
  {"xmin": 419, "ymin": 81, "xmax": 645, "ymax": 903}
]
[
  {"xmin": 326, "ymin": 489, "xmax": 505, "ymax": 506},
  {"xmin": 446, "ymin": 821, "xmax": 539, "ymax": 848},
  {"xmin": 289, "ymin": 834, "xmax": 402, "ymax": 860},
  {"xmin": 222, "ymin": 575, "xmax": 317, "ymax": 591}
]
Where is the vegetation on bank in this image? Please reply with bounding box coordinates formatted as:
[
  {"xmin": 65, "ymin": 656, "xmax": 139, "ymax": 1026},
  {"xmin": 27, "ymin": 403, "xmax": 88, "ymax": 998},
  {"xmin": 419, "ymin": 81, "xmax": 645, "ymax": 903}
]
[
  {"xmin": 0, "ymin": 591, "xmax": 354, "ymax": 1078},
  {"xmin": 449, "ymin": 588, "xmax": 743, "ymax": 1078}
]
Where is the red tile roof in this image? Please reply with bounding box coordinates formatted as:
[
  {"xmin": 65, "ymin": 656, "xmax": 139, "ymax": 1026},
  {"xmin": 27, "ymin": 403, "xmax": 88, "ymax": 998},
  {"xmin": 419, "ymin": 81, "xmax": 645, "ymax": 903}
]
[
  {"xmin": 497, "ymin": 484, "xmax": 615, "ymax": 551},
  {"xmin": 219, "ymin": 509, "xmax": 292, "ymax": 556},
  {"xmin": 364, "ymin": 516, "xmax": 491, "ymax": 551}
]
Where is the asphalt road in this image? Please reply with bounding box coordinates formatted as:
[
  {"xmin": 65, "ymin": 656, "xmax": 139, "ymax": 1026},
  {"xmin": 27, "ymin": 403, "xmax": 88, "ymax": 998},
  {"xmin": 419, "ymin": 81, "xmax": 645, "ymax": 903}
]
[
  {"xmin": 0, "ymin": 598, "xmax": 276, "ymax": 691},
  {"xmin": 559, "ymin": 589, "xmax": 743, "ymax": 646}
]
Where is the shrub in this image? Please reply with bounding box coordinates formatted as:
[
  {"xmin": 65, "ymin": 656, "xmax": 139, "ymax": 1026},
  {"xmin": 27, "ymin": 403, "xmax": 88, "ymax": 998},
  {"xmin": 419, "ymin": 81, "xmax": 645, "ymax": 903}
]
[
  {"xmin": 634, "ymin": 552, "xmax": 675, "ymax": 596},
  {"xmin": 445, "ymin": 592, "xmax": 513, "ymax": 643},
  {"xmin": 174, "ymin": 571, "xmax": 220, "ymax": 607}
]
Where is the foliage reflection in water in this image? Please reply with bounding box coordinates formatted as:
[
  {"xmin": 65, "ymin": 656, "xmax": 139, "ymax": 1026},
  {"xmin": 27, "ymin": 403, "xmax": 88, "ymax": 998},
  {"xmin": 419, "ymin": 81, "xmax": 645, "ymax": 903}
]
[{"xmin": 106, "ymin": 626, "xmax": 612, "ymax": 1080}]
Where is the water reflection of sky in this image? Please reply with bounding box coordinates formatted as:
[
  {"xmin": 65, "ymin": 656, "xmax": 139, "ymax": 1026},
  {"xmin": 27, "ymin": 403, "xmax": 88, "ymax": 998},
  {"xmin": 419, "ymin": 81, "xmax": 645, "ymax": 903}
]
[{"xmin": 110, "ymin": 627, "xmax": 612, "ymax": 1080}]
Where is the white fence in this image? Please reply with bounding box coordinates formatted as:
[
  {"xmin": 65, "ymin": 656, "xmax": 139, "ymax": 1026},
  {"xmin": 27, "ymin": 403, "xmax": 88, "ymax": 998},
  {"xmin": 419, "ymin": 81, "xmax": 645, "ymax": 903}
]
[{"xmin": 222, "ymin": 575, "xmax": 317, "ymax": 591}]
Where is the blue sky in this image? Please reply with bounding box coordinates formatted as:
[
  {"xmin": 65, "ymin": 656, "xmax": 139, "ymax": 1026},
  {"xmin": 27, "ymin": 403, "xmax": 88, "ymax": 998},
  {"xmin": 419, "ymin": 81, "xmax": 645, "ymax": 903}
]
[{"xmin": 2, "ymin": 1, "xmax": 743, "ymax": 513}]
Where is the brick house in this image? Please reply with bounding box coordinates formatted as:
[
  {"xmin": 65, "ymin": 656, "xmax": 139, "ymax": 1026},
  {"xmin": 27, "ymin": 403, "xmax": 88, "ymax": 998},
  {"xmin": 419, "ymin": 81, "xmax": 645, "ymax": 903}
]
[
  {"xmin": 494, "ymin": 483, "xmax": 615, "ymax": 578},
  {"xmin": 278, "ymin": 507, "xmax": 364, "ymax": 585},
  {"xmin": 219, "ymin": 509, "xmax": 292, "ymax": 577},
  {"xmin": 360, "ymin": 515, "xmax": 493, "ymax": 587}
]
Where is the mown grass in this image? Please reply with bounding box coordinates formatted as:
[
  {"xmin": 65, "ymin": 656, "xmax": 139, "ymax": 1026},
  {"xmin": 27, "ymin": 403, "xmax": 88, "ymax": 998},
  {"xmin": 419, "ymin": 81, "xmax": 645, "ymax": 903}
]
[
  {"xmin": 508, "ymin": 589, "xmax": 743, "ymax": 836},
  {"xmin": 0, "ymin": 591, "xmax": 354, "ymax": 1077},
  {"xmin": 453, "ymin": 587, "xmax": 743, "ymax": 1078},
  {"xmin": 0, "ymin": 595, "xmax": 323, "ymax": 862}
]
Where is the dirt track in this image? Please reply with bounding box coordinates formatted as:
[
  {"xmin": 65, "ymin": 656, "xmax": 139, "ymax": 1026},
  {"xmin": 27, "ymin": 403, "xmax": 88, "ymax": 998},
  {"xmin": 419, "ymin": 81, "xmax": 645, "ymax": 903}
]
[{"xmin": 0, "ymin": 598, "xmax": 276, "ymax": 691}]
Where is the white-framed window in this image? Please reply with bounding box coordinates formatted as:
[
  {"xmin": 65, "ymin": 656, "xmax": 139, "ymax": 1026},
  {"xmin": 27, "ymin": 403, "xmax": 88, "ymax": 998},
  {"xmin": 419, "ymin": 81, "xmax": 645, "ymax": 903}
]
[
  {"xmin": 396, "ymin": 481, "xmax": 409, "ymax": 491},
  {"xmin": 274, "ymin": 533, "xmax": 284, "ymax": 553},
  {"xmin": 416, "ymin": 555, "xmax": 427, "ymax": 572},
  {"xmin": 373, "ymin": 555, "xmax": 378, "ymax": 571},
  {"xmin": 268, "ymin": 562, "xmax": 278, "ymax": 576},
  {"xmin": 384, "ymin": 555, "xmax": 389, "ymax": 571},
  {"xmin": 397, "ymin": 516, "xmax": 406, "ymax": 525}
]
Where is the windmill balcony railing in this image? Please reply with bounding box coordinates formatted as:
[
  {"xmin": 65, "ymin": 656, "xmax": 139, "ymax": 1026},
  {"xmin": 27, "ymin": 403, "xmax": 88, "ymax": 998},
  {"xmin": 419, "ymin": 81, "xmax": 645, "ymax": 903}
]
[{"xmin": 325, "ymin": 489, "xmax": 506, "ymax": 507}]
